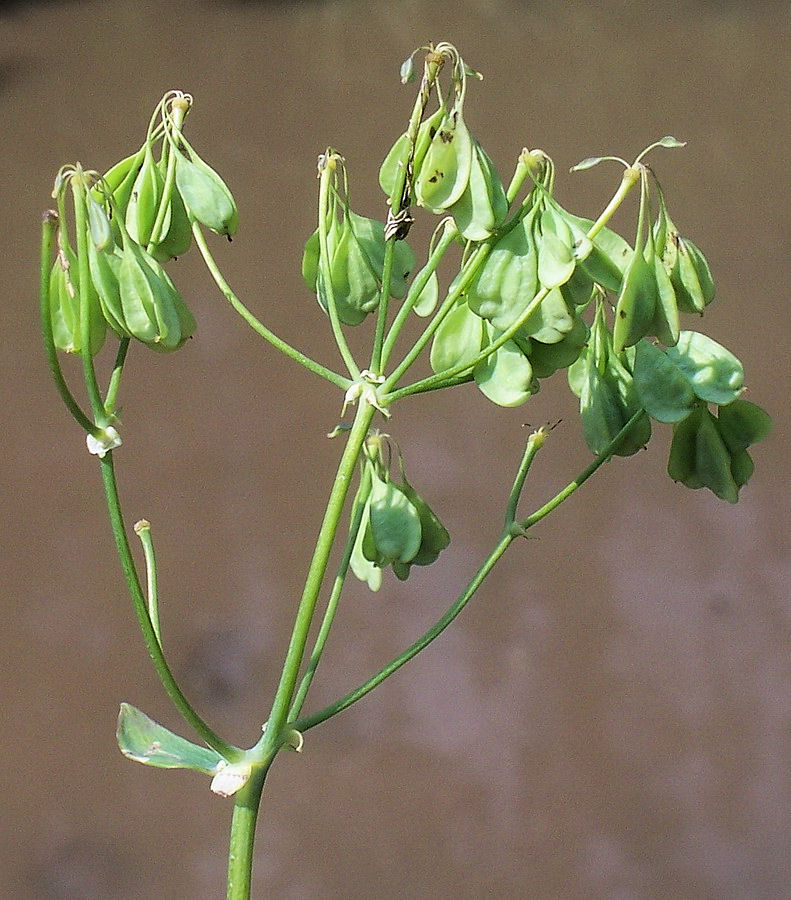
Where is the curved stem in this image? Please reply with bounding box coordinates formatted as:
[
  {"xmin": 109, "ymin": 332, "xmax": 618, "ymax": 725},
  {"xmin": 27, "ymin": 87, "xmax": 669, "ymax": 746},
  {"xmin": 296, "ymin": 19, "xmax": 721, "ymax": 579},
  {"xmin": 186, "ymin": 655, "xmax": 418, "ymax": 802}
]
[
  {"xmin": 192, "ymin": 224, "xmax": 351, "ymax": 391},
  {"xmin": 99, "ymin": 452, "xmax": 241, "ymax": 761}
]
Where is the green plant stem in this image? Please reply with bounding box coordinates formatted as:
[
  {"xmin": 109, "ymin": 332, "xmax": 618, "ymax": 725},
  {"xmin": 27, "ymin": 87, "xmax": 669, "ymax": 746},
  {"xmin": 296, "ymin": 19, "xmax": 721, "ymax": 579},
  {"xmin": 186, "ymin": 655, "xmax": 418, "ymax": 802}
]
[
  {"xmin": 134, "ymin": 519, "xmax": 162, "ymax": 647},
  {"xmin": 254, "ymin": 400, "xmax": 377, "ymax": 756},
  {"xmin": 99, "ymin": 452, "xmax": 241, "ymax": 761},
  {"xmin": 38, "ymin": 212, "xmax": 97, "ymax": 436},
  {"xmin": 295, "ymin": 410, "xmax": 646, "ymax": 732},
  {"xmin": 192, "ymin": 224, "xmax": 350, "ymax": 391},
  {"xmin": 287, "ymin": 463, "xmax": 371, "ymax": 722},
  {"xmin": 379, "ymin": 221, "xmax": 457, "ymax": 370},
  {"xmin": 226, "ymin": 766, "xmax": 269, "ymax": 900}
]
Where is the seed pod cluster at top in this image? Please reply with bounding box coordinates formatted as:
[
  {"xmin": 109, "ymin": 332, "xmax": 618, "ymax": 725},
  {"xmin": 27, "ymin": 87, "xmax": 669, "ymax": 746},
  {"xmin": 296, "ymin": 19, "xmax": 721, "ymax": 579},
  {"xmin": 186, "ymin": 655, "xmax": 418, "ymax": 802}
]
[{"xmin": 47, "ymin": 92, "xmax": 239, "ymax": 356}]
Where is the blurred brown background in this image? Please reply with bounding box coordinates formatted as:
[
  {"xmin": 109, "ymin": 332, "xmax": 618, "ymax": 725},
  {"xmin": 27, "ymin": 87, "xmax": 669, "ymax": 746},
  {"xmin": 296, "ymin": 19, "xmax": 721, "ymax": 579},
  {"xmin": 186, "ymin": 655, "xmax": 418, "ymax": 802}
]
[{"xmin": 2, "ymin": 0, "xmax": 790, "ymax": 897}]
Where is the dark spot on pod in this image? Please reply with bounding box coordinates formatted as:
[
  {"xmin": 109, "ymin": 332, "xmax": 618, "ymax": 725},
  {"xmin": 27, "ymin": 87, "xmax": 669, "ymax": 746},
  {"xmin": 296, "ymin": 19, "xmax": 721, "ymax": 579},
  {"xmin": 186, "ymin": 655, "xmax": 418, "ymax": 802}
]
[
  {"xmin": 440, "ymin": 130, "xmax": 453, "ymax": 143},
  {"xmin": 619, "ymin": 310, "xmax": 626, "ymax": 318}
]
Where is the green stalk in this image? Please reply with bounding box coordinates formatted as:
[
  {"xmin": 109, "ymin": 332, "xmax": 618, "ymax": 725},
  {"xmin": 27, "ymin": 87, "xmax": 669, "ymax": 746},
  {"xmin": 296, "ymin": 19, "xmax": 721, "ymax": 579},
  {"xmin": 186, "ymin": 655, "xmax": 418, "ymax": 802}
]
[
  {"xmin": 295, "ymin": 411, "xmax": 645, "ymax": 732},
  {"xmin": 379, "ymin": 220, "xmax": 457, "ymax": 370},
  {"xmin": 287, "ymin": 462, "xmax": 371, "ymax": 722},
  {"xmin": 226, "ymin": 766, "xmax": 269, "ymax": 900},
  {"xmin": 254, "ymin": 400, "xmax": 376, "ymax": 755},
  {"xmin": 99, "ymin": 452, "xmax": 240, "ymax": 761},
  {"xmin": 192, "ymin": 224, "xmax": 351, "ymax": 391}
]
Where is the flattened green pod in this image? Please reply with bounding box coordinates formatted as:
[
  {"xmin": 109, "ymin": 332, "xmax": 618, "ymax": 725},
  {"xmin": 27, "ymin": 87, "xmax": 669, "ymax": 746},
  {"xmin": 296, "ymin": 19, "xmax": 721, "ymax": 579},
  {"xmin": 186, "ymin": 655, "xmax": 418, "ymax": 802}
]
[
  {"xmin": 350, "ymin": 498, "xmax": 382, "ymax": 592},
  {"xmin": 151, "ymin": 161, "xmax": 193, "ymax": 261},
  {"xmin": 467, "ymin": 204, "xmax": 539, "ymax": 330},
  {"xmin": 174, "ymin": 150, "xmax": 238, "ymax": 237},
  {"xmin": 632, "ymin": 339, "xmax": 695, "ymax": 423},
  {"xmin": 668, "ymin": 405, "xmax": 704, "ymax": 488},
  {"xmin": 414, "ymin": 108, "xmax": 473, "ymax": 213},
  {"xmin": 379, "ymin": 104, "xmax": 446, "ymax": 200},
  {"xmin": 348, "ymin": 211, "xmax": 415, "ymax": 300},
  {"xmin": 88, "ymin": 240, "xmax": 128, "ymax": 337},
  {"xmin": 668, "ymin": 405, "xmax": 739, "ymax": 502},
  {"xmin": 684, "ymin": 238, "xmax": 715, "ymax": 306},
  {"xmin": 669, "ymin": 233, "xmax": 705, "ymax": 314},
  {"xmin": 367, "ymin": 475, "xmax": 422, "ymax": 567},
  {"xmin": 536, "ymin": 206, "xmax": 576, "ymax": 290},
  {"xmin": 665, "ymin": 331, "xmax": 744, "ymax": 406},
  {"xmin": 49, "ymin": 249, "xmax": 107, "ymax": 355},
  {"xmin": 650, "ymin": 250, "xmax": 680, "ymax": 347},
  {"xmin": 85, "ymin": 192, "xmax": 113, "ymax": 252},
  {"xmin": 521, "ymin": 285, "xmax": 575, "ymax": 344},
  {"xmin": 612, "ymin": 247, "xmax": 657, "ymax": 353},
  {"xmin": 328, "ymin": 219, "xmax": 381, "ymax": 325},
  {"xmin": 561, "ymin": 211, "xmax": 633, "ymax": 292},
  {"xmin": 411, "ymin": 268, "xmax": 439, "ymax": 317},
  {"xmin": 391, "ymin": 469, "xmax": 450, "ymax": 581},
  {"xmin": 474, "ymin": 333, "xmax": 535, "ymax": 407},
  {"xmin": 430, "ymin": 300, "xmax": 485, "ymax": 374},
  {"xmin": 716, "ymin": 398, "xmax": 772, "ymax": 453},
  {"xmin": 448, "ymin": 139, "xmax": 508, "ymax": 241},
  {"xmin": 126, "ymin": 144, "xmax": 168, "ymax": 247},
  {"xmin": 528, "ymin": 315, "xmax": 588, "ymax": 379}
]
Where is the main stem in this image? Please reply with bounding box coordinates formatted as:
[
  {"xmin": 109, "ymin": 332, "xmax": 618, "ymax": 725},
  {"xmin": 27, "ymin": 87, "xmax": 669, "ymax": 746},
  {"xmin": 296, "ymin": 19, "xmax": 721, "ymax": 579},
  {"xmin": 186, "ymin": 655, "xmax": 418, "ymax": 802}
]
[
  {"xmin": 226, "ymin": 401, "xmax": 376, "ymax": 899},
  {"xmin": 257, "ymin": 400, "xmax": 376, "ymax": 750}
]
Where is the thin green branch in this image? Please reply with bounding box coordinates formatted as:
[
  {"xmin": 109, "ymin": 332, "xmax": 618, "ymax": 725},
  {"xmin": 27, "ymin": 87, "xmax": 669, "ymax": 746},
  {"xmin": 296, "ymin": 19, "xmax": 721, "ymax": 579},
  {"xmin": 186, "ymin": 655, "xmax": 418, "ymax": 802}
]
[
  {"xmin": 134, "ymin": 519, "xmax": 162, "ymax": 648},
  {"xmin": 192, "ymin": 224, "xmax": 351, "ymax": 391},
  {"xmin": 99, "ymin": 453, "xmax": 241, "ymax": 761},
  {"xmin": 287, "ymin": 463, "xmax": 371, "ymax": 723}
]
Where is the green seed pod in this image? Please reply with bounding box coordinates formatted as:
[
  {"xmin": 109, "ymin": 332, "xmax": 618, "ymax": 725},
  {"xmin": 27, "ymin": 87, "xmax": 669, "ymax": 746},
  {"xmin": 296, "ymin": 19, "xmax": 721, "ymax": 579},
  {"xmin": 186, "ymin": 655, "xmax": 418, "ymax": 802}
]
[
  {"xmin": 668, "ymin": 404, "xmax": 739, "ymax": 502},
  {"xmin": 347, "ymin": 211, "xmax": 415, "ymax": 300},
  {"xmin": 560, "ymin": 211, "xmax": 633, "ymax": 293},
  {"xmin": 93, "ymin": 147, "xmax": 146, "ymax": 224},
  {"xmin": 715, "ymin": 398, "xmax": 772, "ymax": 453},
  {"xmin": 448, "ymin": 139, "xmax": 508, "ymax": 241},
  {"xmin": 379, "ymin": 103, "xmax": 447, "ymax": 201},
  {"xmin": 366, "ymin": 474, "xmax": 422, "ymax": 567},
  {"xmin": 521, "ymin": 285, "xmax": 575, "ymax": 344},
  {"xmin": 118, "ymin": 237, "xmax": 195, "ymax": 350},
  {"xmin": 414, "ymin": 107, "xmax": 473, "ymax": 213},
  {"xmin": 728, "ymin": 448, "xmax": 754, "ymax": 489},
  {"xmin": 665, "ymin": 331, "xmax": 744, "ymax": 405},
  {"xmin": 49, "ymin": 248, "xmax": 107, "ymax": 356},
  {"xmin": 683, "ymin": 238, "xmax": 715, "ymax": 306},
  {"xmin": 612, "ymin": 247, "xmax": 657, "ymax": 353},
  {"xmin": 474, "ymin": 331, "xmax": 536, "ymax": 407},
  {"xmin": 467, "ymin": 204, "xmax": 540, "ymax": 330},
  {"xmin": 632, "ymin": 339, "xmax": 696, "ymax": 423},
  {"xmin": 349, "ymin": 492, "xmax": 383, "ymax": 592},
  {"xmin": 528, "ymin": 315, "xmax": 588, "ymax": 379},
  {"xmin": 667, "ymin": 405, "xmax": 703, "ymax": 488},
  {"xmin": 87, "ymin": 239, "xmax": 128, "ymax": 337},
  {"xmin": 410, "ymin": 268, "xmax": 439, "ymax": 317},
  {"xmin": 391, "ymin": 464, "xmax": 450, "ymax": 581},
  {"xmin": 85, "ymin": 192, "xmax": 113, "ymax": 252},
  {"xmin": 536, "ymin": 205, "xmax": 576, "ymax": 290},
  {"xmin": 150, "ymin": 159, "xmax": 193, "ymax": 261},
  {"xmin": 650, "ymin": 249, "xmax": 680, "ymax": 347},
  {"xmin": 174, "ymin": 150, "xmax": 238, "ymax": 237},
  {"xmin": 430, "ymin": 300, "xmax": 485, "ymax": 374},
  {"xmin": 126, "ymin": 144, "xmax": 168, "ymax": 247}
]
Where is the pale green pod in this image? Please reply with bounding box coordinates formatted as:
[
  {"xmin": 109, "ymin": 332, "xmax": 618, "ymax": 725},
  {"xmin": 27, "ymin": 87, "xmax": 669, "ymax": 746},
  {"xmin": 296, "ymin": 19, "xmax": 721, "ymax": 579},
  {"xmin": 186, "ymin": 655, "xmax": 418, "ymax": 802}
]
[
  {"xmin": 448, "ymin": 139, "xmax": 508, "ymax": 241},
  {"xmin": 474, "ymin": 334, "xmax": 535, "ymax": 407},
  {"xmin": 175, "ymin": 151, "xmax": 238, "ymax": 237},
  {"xmin": 367, "ymin": 475, "xmax": 422, "ymax": 566},
  {"xmin": 414, "ymin": 108, "xmax": 473, "ymax": 213},
  {"xmin": 430, "ymin": 301, "xmax": 485, "ymax": 374}
]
